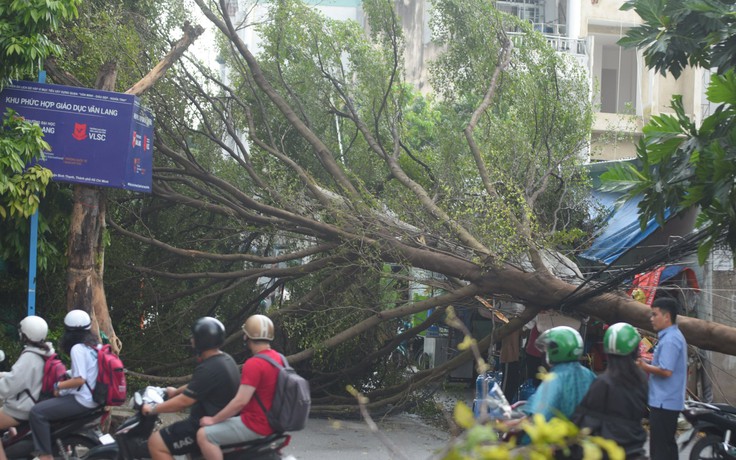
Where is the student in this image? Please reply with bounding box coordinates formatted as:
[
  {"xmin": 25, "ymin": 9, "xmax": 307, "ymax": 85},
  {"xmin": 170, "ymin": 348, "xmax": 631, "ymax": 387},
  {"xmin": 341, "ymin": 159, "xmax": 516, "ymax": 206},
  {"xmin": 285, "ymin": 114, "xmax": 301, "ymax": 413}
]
[
  {"xmin": 573, "ymin": 323, "xmax": 648, "ymax": 459},
  {"xmin": 141, "ymin": 317, "xmax": 239, "ymax": 460},
  {"xmin": 0, "ymin": 316, "xmax": 55, "ymax": 460},
  {"xmin": 30, "ymin": 310, "xmax": 100, "ymax": 460}
]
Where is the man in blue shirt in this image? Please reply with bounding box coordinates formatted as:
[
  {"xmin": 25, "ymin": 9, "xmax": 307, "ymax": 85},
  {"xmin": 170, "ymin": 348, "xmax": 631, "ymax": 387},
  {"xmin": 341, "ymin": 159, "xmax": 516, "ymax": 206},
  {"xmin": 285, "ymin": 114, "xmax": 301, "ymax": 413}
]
[{"xmin": 637, "ymin": 297, "xmax": 688, "ymax": 460}]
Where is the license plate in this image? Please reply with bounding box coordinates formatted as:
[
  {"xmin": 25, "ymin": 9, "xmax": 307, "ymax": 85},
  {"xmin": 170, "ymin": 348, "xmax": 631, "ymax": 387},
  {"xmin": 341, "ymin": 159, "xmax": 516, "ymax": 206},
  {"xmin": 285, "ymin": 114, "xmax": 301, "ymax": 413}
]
[{"xmin": 98, "ymin": 433, "xmax": 115, "ymax": 445}]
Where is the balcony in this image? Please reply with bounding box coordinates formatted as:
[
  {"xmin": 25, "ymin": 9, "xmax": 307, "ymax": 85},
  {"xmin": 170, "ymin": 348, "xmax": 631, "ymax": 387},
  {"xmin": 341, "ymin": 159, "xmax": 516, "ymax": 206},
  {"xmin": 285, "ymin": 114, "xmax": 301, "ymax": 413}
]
[{"xmin": 508, "ymin": 32, "xmax": 589, "ymax": 67}]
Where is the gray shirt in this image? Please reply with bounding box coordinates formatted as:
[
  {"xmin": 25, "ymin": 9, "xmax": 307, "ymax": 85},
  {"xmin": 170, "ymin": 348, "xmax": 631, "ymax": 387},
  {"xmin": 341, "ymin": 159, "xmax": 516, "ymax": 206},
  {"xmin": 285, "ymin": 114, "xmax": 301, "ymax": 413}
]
[{"xmin": 0, "ymin": 344, "xmax": 56, "ymax": 420}]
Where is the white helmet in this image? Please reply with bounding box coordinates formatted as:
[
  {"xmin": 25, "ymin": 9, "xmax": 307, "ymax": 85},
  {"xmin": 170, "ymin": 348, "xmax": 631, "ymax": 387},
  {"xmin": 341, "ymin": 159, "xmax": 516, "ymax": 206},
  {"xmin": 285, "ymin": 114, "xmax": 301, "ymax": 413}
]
[
  {"xmin": 64, "ymin": 309, "xmax": 91, "ymax": 330},
  {"xmin": 19, "ymin": 316, "xmax": 48, "ymax": 343},
  {"xmin": 242, "ymin": 315, "xmax": 275, "ymax": 341}
]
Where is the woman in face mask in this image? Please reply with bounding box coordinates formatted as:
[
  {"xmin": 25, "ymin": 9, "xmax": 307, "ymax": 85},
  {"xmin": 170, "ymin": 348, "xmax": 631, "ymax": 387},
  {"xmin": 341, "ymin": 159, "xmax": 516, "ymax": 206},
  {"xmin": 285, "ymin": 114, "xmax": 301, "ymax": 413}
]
[{"xmin": 0, "ymin": 316, "xmax": 55, "ymax": 460}]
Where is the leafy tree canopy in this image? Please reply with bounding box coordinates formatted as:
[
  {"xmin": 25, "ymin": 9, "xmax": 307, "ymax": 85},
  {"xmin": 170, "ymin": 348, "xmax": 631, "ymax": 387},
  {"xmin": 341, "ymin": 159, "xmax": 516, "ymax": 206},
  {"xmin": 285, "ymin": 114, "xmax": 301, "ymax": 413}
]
[
  {"xmin": 0, "ymin": 0, "xmax": 80, "ymax": 271},
  {"xmin": 604, "ymin": 0, "xmax": 736, "ymax": 263}
]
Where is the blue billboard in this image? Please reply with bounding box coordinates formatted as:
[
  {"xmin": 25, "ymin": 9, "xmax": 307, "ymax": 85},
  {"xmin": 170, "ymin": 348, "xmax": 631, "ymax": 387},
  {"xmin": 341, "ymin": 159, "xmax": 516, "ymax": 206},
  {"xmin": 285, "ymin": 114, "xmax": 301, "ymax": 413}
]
[{"xmin": 0, "ymin": 81, "xmax": 153, "ymax": 193}]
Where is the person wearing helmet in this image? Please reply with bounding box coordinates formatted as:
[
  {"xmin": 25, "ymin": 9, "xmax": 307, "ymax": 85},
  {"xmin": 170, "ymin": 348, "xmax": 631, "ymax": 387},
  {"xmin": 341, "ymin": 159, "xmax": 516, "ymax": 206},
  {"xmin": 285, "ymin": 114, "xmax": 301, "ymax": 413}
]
[
  {"xmin": 521, "ymin": 325, "xmax": 596, "ymax": 421},
  {"xmin": 0, "ymin": 316, "xmax": 55, "ymax": 460},
  {"xmin": 142, "ymin": 317, "xmax": 239, "ymax": 460},
  {"xmin": 30, "ymin": 309, "xmax": 101, "ymax": 460},
  {"xmin": 196, "ymin": 314, "xmax": 282, "ymax": 460},
  {"xmin": 572, "ymin": 323, "xmax": 648, "ymax": 459}
]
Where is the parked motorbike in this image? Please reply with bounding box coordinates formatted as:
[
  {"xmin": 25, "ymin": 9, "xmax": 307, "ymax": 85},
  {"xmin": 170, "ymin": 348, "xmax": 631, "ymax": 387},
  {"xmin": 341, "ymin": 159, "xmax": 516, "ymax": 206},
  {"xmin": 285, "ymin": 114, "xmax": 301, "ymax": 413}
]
[
  {"xmin": 84, "ymin": 386, "xmax": 293, "ymax": 460},
  {"xmin": 680, "ymin": 399, "xmax": 736, "ymax": 460}
]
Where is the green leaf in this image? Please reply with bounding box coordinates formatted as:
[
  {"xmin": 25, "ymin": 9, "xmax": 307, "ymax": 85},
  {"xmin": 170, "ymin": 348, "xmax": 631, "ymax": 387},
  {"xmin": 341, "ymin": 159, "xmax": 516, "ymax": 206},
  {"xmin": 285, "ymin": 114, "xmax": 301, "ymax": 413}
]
[{"xmin": 706, "ymin": 69, "xmax": 736, "ymax": 104}]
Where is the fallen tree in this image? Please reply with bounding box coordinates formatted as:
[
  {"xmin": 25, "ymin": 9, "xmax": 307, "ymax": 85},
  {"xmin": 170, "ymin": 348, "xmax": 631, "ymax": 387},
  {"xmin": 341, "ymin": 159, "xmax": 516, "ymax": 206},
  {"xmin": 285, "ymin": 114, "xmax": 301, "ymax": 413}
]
[{"xmin": 84, "ymin": 0, "xmax": 735, "ymax": 411}]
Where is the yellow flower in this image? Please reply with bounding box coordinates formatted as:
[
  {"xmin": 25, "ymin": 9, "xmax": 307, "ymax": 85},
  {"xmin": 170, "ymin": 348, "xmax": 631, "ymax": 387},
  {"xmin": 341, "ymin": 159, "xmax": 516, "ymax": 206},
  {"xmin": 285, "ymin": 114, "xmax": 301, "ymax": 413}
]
[
  {"xmin": 537, "ymin": 367, "xmax": 555, "ymax": 382},
  {"xmin": 458, "ymin": 335, "xmax": 477, "ymax": 351},
  {"xmin": 476, "ymin": 444, "xmax": 512, "ymax": 459},
  {"xmin": 590, "ymin": 437, "xmax": 625, "ymax": 460},
  {"xmin": 454, "ymin": 401, "xmax": 477, "ymax": 429}
]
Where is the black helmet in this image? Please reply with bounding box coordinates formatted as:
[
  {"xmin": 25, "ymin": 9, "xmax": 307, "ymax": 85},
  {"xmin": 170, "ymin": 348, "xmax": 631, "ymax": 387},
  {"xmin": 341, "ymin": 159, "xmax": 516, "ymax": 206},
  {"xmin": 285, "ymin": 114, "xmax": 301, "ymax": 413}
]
[{"xmin": 191, "ymin": 317, "xmax": 225, "ymax": 353}]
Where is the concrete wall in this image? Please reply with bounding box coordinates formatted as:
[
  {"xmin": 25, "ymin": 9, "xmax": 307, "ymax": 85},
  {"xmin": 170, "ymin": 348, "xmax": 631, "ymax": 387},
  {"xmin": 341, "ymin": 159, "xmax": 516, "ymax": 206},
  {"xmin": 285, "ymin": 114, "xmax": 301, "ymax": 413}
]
[
  {"xmin": 707, "ymin": 269, "xmax": 736, "ymax": 402},
  {"xmin": 394, "ymin": 0, "xmax": 440, "ymax": 92}
]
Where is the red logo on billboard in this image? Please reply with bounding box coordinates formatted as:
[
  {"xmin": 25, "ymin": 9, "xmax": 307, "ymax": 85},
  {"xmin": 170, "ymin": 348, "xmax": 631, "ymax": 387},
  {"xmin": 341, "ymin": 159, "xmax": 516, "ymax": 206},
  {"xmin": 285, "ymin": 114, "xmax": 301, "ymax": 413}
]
[
  {"xmin": 72, "ymin": 123, "xmax": 87, "ymax": 141},
  {"xmin": 132, "ymin": 130, "xmax": 137, "ymax": 147}
]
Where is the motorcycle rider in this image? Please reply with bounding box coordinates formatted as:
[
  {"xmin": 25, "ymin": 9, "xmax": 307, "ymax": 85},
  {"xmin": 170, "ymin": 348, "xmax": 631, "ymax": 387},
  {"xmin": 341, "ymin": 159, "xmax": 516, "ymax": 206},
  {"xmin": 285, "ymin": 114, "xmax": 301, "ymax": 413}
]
[
  {"xmin": 573, "ymin": 323, "xmax": 648, "ymax": 459},
  {"xmin": 0, "ymin": 316, "xmax": 55, "ymax": 460},
  {"xmin": 142, "ymin": 317, "xmax": 239, "ymax": 460},
  {"xmin": 521, "ymin": 326, "xmax": 596, "ymax": 421},
  {"xmin": 196, "ymin": 315, "xmax": 282, "ymax": 460},
  {"xmin": 30, "ymin": 310, "xmax": 100, "ymax": 460}
]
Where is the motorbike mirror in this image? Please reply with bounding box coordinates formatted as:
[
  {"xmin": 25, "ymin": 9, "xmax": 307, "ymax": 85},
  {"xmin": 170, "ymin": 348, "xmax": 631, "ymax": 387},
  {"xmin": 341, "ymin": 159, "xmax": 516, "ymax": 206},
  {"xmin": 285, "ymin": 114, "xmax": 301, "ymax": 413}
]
[{"xmin": 134, "ymin": 392, "xmax": 143, "ymax": 408}]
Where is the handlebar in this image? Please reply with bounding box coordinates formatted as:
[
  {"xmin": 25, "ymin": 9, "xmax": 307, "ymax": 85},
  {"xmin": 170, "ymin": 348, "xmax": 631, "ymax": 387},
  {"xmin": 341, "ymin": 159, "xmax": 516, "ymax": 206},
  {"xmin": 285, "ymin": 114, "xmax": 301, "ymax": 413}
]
[{"xmin": 133, "ymin": 386, "xmax": 166, "ymax": 409}]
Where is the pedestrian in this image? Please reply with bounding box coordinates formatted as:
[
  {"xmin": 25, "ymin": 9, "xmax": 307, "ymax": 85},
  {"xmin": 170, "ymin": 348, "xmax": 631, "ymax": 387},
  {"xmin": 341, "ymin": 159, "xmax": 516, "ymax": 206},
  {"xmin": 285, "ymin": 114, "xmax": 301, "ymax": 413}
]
[
  {"xmin": 141, "ymin": 317, "xmax": 240, "ymax": 460},
  {"xmin": 637, "ymin": 297, "xmax": 688, "ymax": 460},
  {"xmin": 0, "ymin": 316, "xmax": 55, "ymax": 460},
  {"xmin": 573, "ymin": 323, "xmax": 648, "ymax": 459},
  {"xmin": 196, "ymin": 315, "xmax": 281, "ymax": 460},
  {"xmin": 30, "ymin": 310, "xmax": 100, "ymax": 460},
  {"xmin": 499, "ymin": 329, "xmax": 522, "ymax": 403},
  {"xmin": 521, "ymin": 326, "xmax": 596, "ymax": 421}
]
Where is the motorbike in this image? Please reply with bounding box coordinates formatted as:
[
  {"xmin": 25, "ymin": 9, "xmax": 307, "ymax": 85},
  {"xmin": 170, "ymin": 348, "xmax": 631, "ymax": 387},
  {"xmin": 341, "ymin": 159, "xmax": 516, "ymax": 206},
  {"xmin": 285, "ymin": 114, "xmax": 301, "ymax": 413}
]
[
  {"xmin": 83, "ymin": 386, "xmax": 293, "ymax": 460},
  {"xmin": 1, "ymin": 408, "xmax": 107, "ymax": 460},
  {"xmin": 0, "ymin": 349, "xmax": 107, "ymax": 459},
  {"xmin": 679, "ymin": 399, "xmax": 736, "ymax": 460}
]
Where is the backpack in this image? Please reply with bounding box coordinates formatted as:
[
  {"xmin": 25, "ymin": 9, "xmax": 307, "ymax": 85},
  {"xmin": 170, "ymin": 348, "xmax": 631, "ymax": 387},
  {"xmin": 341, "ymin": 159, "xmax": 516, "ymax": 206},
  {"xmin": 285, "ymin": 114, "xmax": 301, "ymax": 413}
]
[
  {"xmin": 20, "ymin": 351, "xmax": 67, "ymax": 403},
  {"xmin": 39, "ymin": 353, "xmax": 68, "ymax": 401},
  {"xmin": 253, "ymin": 353, "xmax": 310, "ymax": 432},
  {"xmin": 86, "ymin": 344, "xmax": 127, "ymax": 406}
]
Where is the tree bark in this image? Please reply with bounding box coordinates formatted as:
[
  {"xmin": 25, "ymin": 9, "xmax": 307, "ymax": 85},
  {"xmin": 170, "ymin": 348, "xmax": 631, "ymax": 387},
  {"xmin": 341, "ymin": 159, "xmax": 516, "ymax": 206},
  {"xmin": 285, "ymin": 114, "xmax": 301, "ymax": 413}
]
[
  {"xmin": 66, "ymin": 62, "xmax": 120, "ymax": 351},
  {"xmin": 58, "ymin": 23, "xmax": 205, "ymax": 353}
]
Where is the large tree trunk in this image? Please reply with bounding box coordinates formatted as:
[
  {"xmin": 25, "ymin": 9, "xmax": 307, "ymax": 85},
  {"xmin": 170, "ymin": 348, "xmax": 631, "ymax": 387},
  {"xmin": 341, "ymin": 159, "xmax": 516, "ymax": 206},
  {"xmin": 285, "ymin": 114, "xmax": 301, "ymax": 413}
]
[
  {"xmin": 60, "ymin": 24, "xmax": 203, "ymax": 353},
  {"xmin": 66, "ymin": 63, "xmax": 120, "ymax": 352}
]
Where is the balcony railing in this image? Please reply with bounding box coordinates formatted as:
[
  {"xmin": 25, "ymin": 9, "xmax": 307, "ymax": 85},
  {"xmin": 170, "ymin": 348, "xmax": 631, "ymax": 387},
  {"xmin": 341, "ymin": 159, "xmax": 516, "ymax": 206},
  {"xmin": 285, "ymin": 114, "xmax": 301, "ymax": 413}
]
[{"xmin": 508, "ymin": 32, "xmax": 588, "ymax": 57}]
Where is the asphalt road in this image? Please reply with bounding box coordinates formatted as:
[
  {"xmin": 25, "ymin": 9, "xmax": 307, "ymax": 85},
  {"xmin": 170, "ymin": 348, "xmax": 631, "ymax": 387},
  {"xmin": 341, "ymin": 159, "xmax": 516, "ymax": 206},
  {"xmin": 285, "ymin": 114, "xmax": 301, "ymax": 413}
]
[
  {"xmin": 282, "ymin": 414, "xmax": 450, "ymax": 460},
  {"xmin": 282, "ymin": 413, "xmax": 698, "ymax": 460}
]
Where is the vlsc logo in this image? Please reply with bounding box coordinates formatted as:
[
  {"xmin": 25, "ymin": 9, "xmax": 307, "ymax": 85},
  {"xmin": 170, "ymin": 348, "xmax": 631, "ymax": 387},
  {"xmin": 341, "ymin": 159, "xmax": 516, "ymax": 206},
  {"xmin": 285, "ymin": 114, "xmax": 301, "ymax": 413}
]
[{"xmin": 72, "ymin": 123, "xmax": 87, "ymax": 141}]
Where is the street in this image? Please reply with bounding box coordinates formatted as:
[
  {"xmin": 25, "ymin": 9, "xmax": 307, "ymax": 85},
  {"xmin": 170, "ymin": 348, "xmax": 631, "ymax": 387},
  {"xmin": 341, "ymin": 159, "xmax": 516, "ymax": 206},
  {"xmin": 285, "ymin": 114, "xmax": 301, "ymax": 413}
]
[
  {"xmin": 282, "ymin": 413, "xmax": 697, "ymax": 460},
  {"xmin": 282, "ymin": 414, "xmax": 450, "ymax": 460}
]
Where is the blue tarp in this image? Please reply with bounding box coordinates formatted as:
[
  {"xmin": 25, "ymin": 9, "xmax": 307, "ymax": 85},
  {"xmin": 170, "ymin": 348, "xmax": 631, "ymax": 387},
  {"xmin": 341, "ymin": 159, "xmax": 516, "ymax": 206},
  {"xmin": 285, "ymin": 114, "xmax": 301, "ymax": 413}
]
[{"xmin": 580, "ymin": 191, "xmax": 671, "ymax": 265}]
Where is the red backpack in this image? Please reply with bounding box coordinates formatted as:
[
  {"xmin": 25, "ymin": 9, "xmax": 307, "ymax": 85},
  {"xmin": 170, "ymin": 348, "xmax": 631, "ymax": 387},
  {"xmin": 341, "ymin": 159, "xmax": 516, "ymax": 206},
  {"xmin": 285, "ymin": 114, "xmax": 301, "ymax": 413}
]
[
  {"xmin": 86, "ymin": 345, "xmax": 127, "ymax": 406},
  {"xmin": 39, "ymin": 353, "xmax": 67, "ymax": 401},
  {"xmin": 21, "ymin": 351, "xmax": 67, "ymax": 402}
]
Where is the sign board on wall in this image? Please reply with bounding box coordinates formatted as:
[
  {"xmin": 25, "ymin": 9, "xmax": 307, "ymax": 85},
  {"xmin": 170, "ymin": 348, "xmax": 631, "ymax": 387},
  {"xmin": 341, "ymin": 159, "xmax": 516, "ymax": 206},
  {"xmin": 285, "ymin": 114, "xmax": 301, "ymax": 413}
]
[{"xmin": 0, "ymin": 81, "xmax": 154, "ymax": 192}]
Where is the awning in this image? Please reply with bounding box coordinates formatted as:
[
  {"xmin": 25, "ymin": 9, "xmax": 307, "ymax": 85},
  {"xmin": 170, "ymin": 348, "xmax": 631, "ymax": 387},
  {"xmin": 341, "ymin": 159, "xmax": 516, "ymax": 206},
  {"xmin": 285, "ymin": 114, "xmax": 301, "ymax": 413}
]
[{"xmin": 579, "ymin": 191, "xmax": 671, "ymax": 265}]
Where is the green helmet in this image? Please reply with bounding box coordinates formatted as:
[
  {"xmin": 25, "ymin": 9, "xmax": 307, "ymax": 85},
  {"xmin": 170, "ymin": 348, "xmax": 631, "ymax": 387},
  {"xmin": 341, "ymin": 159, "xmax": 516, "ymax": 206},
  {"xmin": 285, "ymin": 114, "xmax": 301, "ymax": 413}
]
[
  {"xmin": 536, "ymin": 326, "xmax": 584, "ymax": 364},
  {"xmin": 603, "ymin": 322, "xmax": 641, "ymax": 356}
]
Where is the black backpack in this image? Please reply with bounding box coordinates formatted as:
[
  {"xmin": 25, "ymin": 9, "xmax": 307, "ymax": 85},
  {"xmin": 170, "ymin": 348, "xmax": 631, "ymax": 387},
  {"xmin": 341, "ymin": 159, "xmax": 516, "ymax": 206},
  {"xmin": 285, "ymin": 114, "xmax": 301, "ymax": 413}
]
[{"xmin": 253, "ymin": 353, "xmax": 311, "ymax": 433}]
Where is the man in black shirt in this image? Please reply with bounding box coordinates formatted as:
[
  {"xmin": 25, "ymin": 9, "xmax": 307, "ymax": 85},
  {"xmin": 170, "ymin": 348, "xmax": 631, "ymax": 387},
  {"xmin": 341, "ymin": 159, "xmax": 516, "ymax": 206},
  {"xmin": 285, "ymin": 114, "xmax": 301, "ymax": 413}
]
[{"xmin": 142, "ymin": 317, "xmax": 240, "ymax": 460}]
